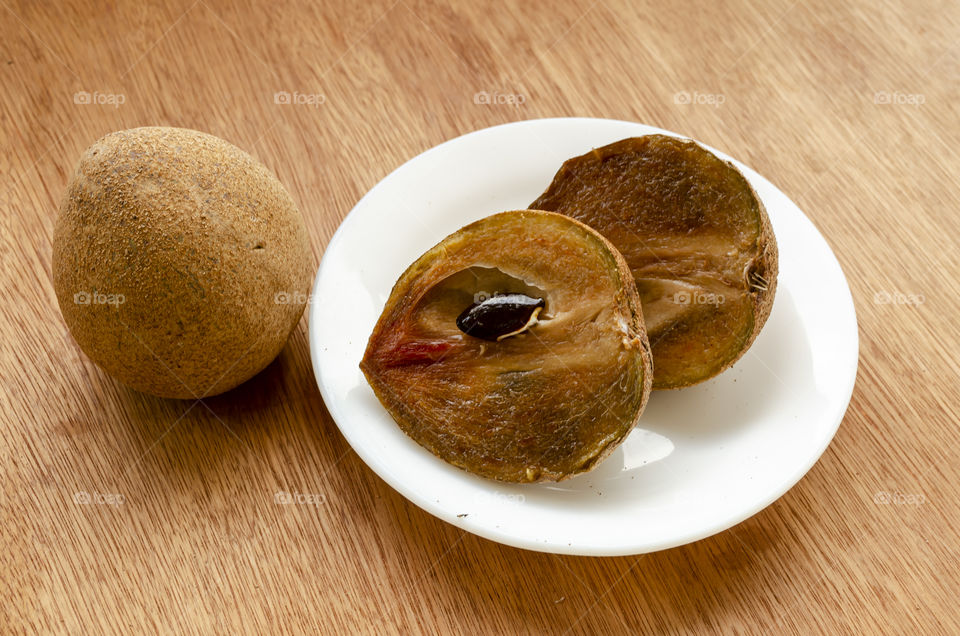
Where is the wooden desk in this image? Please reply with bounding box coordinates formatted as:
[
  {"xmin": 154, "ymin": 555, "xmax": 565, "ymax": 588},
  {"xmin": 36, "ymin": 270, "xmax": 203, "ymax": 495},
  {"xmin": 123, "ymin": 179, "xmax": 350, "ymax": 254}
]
[{"xmin": 3, "ymin": 0, "xmax": 957, "ymax": 632}]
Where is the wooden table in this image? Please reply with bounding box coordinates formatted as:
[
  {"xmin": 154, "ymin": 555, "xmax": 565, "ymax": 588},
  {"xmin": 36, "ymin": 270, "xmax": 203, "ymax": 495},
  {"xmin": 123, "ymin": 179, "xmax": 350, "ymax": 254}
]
[{"xmin": 4, "ymin": 0, "xmax": 958, "ymax": 632}]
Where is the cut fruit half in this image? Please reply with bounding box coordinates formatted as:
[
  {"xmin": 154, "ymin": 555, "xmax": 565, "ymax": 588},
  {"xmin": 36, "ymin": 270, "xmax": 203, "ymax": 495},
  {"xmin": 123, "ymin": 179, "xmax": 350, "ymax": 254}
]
[
  {"xmin": 361, "ymin": 210, "xmax": 652, "ymax": 483},
  {"xmin": 531, "ymin": 135, "xmax": 778, "ymax": 389}
]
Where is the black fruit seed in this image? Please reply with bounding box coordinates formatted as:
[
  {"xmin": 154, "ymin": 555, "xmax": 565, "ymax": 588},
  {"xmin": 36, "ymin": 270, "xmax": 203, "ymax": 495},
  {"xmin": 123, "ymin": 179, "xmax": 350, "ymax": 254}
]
[{"xmin": 456, "ymin": 293, "xmax": 545, "ymax": 341}]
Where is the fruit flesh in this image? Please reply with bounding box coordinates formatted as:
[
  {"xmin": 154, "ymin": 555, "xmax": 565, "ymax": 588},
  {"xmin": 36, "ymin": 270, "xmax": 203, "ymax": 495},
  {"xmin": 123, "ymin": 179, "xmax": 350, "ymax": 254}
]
[
  {"xmin": 531, "ymin": 135, "xmax": 777, "ymax": 389},
  {"xmin": 361, "ymin": 211, "xmax": 652, "ymax": 483}
]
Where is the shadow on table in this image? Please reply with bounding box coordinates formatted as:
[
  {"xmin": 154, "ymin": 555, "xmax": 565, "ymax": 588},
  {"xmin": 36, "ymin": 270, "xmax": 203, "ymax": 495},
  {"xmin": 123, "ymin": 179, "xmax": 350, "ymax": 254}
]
[{"xmin": 106, "ymin": 326, "xmax": 346, "ymax": 496}]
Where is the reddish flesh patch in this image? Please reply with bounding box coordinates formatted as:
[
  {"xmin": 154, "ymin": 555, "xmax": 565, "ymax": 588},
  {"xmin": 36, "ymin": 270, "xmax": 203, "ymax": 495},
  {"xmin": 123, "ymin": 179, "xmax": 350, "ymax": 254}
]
[{"xmin": 379, "ymin": 340, "xmax": 454, "ymax": 366}]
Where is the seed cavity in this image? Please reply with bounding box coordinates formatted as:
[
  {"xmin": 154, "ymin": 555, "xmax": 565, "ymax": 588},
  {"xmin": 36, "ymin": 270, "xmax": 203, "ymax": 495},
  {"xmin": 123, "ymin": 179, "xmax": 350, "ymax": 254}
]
[
  {"xmin": 749, "ymin": 270, "xmax": 769, "ymax": 292},
  {"xmin": 456, "ymin": 293, "xmax": 545, "ymax": 341}
]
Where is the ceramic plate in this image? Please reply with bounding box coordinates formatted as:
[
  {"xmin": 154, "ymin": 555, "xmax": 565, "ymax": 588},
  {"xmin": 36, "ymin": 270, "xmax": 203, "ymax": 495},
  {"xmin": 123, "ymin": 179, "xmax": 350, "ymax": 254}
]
[{"xmin": 309, "ymin": 118, "xmax": 858, "ymax": 556}]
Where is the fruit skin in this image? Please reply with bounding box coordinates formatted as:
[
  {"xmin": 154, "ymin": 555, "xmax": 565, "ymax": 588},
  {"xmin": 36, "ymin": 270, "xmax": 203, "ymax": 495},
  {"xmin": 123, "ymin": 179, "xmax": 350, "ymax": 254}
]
[
  {"xmin": 52, "ymin": 127, "xmax": 312, "ymax": 399},
  {"xmin": 361, "ymin": 210, "xmax": 653, "ymax": 483},
  {"xmin": 531, "ymin": 135, "xmax": 778, "ymax": 389}
]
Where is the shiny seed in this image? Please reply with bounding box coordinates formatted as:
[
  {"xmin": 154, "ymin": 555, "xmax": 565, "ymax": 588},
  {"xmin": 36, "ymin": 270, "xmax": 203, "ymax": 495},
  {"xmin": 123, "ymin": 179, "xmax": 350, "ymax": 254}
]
[{"xmin": 456, "ymin": 293, "xmax": 545, "ymax": 341}]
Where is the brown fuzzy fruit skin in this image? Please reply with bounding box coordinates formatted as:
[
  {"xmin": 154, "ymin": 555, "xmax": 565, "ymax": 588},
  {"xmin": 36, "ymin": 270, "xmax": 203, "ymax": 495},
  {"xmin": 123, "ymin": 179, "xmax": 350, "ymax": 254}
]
[
  {"xmin": 531, "ymin": 135, "xmax": 778, "ymax": 390},
  {"xmin": 53, "ymin": 127, "xmax": 312, "ymax": 399},
  {"xmin": 361, "ymin": 210, "xmax": 653, "ymax": 483}
]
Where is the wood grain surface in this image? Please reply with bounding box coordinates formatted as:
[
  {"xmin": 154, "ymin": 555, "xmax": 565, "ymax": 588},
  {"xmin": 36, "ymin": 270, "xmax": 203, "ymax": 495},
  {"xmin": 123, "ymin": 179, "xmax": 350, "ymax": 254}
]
[{"xmin": 3, "ymin": 0, "xmax": 959, "ymax": 633}]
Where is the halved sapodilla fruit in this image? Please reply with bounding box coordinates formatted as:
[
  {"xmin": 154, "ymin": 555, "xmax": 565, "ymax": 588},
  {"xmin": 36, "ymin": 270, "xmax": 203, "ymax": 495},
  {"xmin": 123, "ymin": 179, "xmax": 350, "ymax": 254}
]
[
  {"xmin": 361, "ymin": 210, "xmax": 652, "ymax": 483},
  {"xmin": 531, "ymin": 135, "xmax": 778, "ymax": 389}
]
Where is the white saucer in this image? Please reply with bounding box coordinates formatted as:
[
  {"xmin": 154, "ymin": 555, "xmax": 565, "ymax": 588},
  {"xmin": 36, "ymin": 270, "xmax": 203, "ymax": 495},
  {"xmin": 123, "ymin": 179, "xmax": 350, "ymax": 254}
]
[{"xmin": 308, "ymin": 118, "xmax": 858, "ymax": 555}]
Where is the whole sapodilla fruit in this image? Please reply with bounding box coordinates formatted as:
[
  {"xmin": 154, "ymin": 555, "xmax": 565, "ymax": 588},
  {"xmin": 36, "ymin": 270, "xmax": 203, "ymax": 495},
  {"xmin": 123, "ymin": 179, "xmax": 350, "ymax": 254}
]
[{"xmin": 53, "ymin": 127, "xmax": 312, "ymax": 398}]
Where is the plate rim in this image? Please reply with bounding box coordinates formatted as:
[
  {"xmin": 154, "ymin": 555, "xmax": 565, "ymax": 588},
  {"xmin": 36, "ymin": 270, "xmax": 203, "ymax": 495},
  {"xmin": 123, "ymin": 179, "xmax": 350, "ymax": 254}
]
[{"xmin": 308, "ymin": 117, "xmax": 860, "ymax": 556}]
